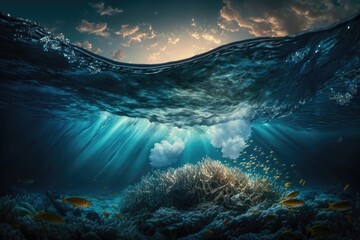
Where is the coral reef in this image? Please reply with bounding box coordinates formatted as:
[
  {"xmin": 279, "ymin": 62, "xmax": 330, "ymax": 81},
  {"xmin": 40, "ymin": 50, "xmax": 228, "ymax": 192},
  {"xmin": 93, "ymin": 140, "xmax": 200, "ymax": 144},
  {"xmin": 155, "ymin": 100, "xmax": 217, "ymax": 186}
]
[
  {"xmin": 121, "ymin": 158, "xmax": 280, "ymax": 214},
  {"xmin": 0, "ymin": 160, "xmax": 359, "ymax": 239}
]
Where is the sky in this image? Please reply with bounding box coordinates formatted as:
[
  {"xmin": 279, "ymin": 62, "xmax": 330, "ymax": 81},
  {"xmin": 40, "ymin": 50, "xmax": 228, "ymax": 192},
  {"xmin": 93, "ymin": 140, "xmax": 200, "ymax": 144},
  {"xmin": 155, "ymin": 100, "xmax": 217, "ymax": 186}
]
[{"xmin": 1, "ymin": 0, "xmax": 360, "ymax": 64}]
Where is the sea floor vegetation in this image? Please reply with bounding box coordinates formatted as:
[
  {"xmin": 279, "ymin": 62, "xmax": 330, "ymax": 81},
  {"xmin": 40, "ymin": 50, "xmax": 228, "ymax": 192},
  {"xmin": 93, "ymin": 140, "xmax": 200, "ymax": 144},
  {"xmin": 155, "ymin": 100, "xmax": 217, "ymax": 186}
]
[{"xmin": 0, "ymin": 159, "xmax": 359, "ymax": 239}]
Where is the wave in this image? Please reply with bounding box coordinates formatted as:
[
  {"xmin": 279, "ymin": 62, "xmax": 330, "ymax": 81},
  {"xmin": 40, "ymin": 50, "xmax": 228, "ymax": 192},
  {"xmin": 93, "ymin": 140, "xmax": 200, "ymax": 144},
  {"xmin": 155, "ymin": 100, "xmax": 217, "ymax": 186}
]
[{"xmin": 0, "ymin": 12, "xmax": 360, "ymax": 128}]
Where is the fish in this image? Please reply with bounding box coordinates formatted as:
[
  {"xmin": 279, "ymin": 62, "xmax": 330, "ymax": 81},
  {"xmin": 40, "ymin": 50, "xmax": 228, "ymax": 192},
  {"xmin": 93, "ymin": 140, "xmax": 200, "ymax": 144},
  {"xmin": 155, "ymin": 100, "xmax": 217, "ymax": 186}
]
[
  {"xmin": 279, "ymin": 198, "xmax": 304, "ymax": 208},
  {"xmin": 343, "ymin": 184, "xmax": 351, "ymax": 192},
  {"xmin": 62, "ymin": 197, "xmax": 92, "ymax": 208},
  {"xmin": 290, "ymin": 164, "xmax": 296, "ymax": 168},
  {"xmin": 274, "ymin": 176, "xmax": 280, "ymax": 180},
  {"xmin": 328, "ymin": 201, "xmax": 352, "ymax": 211},
  {"xmin": 103, "ymin": 211, "xmax": 109, "ymax": 218},
  {"xmin": 346, "ymin": 215, "xmax": 355, "ymax": 224},
  {"xmin": 203, "ymin": 229, "xmax": 215, "ymax": 238},
  {"xmin": 115, "ymin": 213, "xmax": 122, "ymax": 219},
  {"xmin": 17, "ymin": 178, "xmax": 34, "ymax": 184},
  {"xmin": 222, "ymin": 218, "xmax": 230, "ymax": 225},
  {"xmin": 305, "ymin": 225, "xmax": 333, "ymax": 237},
  {"xmin": 338, "ymin": 136, "xmax": 343, "ymax": 142},
  {"xmin": 264, "ymin": 214, "xmax": 276, "ymax": 222},
  {"xmin": 279, "ymin": 231, "xmax": 301, "ymax": 240},
  {"xmin": 33, "ymin": 211, "xmax": 65, "ymax": 225},
  {"xmin": 250, "ymin": 209, "xmax": 260, "ymax": 214},
  {"xmin": 284, "ymin": 182, "xmax": 293, "ymax": 188},
  {"xmin": 299, "ymin": 179, "xmax": 305, "ymax": 187},
  {"xmin": 282, "ymin": 191, "xmax": 300, "ymax": 200},
  {"xmin": 261, "ymin": 179, "xmax": 267, "ymax": 183}
]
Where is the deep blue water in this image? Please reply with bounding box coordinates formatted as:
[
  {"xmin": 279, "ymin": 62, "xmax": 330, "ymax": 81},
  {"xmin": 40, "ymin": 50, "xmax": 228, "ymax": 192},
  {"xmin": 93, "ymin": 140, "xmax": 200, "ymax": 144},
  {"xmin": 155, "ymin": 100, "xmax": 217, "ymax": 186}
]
[{"xmin": 0, "ymin": 12, "xmax": 360, "ymax": 240}]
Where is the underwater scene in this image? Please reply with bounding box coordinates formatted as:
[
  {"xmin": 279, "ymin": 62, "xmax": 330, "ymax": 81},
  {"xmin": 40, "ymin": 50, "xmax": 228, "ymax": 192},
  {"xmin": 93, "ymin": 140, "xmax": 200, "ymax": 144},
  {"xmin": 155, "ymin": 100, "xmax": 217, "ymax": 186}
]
[{"xmin": 1, "ymin": 8, "xmax": 360, "ymax": 240}]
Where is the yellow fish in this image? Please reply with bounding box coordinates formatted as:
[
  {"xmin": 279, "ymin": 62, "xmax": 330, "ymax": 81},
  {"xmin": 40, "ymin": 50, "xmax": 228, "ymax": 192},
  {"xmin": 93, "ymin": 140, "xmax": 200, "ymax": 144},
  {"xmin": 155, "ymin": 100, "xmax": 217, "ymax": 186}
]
[
  {"xmin": 62, "ymin": 197, "xmax": 92, "ymax": 208},
  {"xmin": 328, "ymin": 201, "xmax": 352, "ymax": 211},
  {"xmin": 250, "ymin": 209, "xmax": 260, "ymax": 214},
  {"xmin": 103, "ymin": 211, "xmax": 109, "ymax": 218},
  {"xmin": 299, "ymin": 179, "xmax": 305, "ymax": 187},
  {"xmin": 282, "ymin": 191, "xmax": 299, "ymax": 200},
  {"xmin": 34, "ymin": 211, "xmax": 65, "ymax": 225},
  {"xmin": 343, "ymin": 184, "xmax": 351, "ymax": 192},
  {"xmin": 305, "ymin": 225, "xmax": 333, "ymax": 237},
  {"xmin": 279, "ymin": 198, "xmax": 304, "ymax": 208},
  {"xmin": 223, "ymin": 218, "xmax": 230, "ymax": 225},
  {"xmin": 279, "ymin": 231, "xmax": 301, "ymax": 240},
  {"xmin": 274, "ymin": 176, "xmax": 280, "ymax": 180},
  {"xmin": 346, "ymin": 215, "xmax": 355, "ymax": 224},
  {"xmin": 284, "ymin": 182, "xmax": 293, "ymax": 188},
  {"xmin": 264, "ymin": 214, "xmax": 276, "ymax": 222}
]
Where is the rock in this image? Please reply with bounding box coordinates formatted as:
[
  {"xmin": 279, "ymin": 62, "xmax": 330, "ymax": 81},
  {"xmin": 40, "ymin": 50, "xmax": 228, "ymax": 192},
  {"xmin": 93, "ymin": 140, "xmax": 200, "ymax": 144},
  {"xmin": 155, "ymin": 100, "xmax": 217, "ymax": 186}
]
[{"xmin": 86, "ymin": 211, "xmax": 101, "ymax": 223}]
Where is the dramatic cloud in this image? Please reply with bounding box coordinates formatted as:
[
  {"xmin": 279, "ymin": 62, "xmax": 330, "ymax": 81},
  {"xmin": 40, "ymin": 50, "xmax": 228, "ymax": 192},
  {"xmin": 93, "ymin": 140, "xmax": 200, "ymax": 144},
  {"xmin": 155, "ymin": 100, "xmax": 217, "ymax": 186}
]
[
  {"xmin": 208, "ymin": 119, "xmax": 251, "ymax": 159},
  {"xmin": 90, "ymin": 2, "xmax": 123, "ymax": 16},
  {"xmin": 115, "ymin": 24, "xmax": 156, "ymax": 46},
  {"xmin": 115, "ymin": 25, "xmax": 139, "ymax": 37},
  {"xmin": 74, "ymin": 40, "xmax": 102, "ymax": 54},
  {"xmin": 76, "ymin": 19, "xmax": 109, "ymax": 37},
  {"xmin": 201, "ymin": 33, "xmax": 221, "ymax": 44},
  {"xmin": 219, "ymin": 0, "xmax": 360, "ymax": 37},
  {"xmin": 168, "ymin": 37, "xmax": 180, "ymax": 45},
  {"xmin": 149, "ymin": 139, "xmax": 185, "ymax": 167},
  {"xmin": 111, "ymin": 49, "xmax": 124, "ymax": 61}
]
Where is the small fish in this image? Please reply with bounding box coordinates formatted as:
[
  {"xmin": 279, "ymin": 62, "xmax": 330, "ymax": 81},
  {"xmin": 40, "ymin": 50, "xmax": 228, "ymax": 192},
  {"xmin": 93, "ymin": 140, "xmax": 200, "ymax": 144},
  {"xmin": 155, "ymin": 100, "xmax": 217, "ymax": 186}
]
[
  {"xmin": 274, "ymin": 176, "xmax": 280, "ymax": 180},
  {"xmin": 299, "ymin": 179, "xmax": 305, "ymax": 187},
  {"xmin": 203, "ymin": 229, "xmax": 215, "ymax": 238},
  {"xmin": 222, "ymin": 218, "xmax": 230, "ymax": 225},
  {"xmin": 282, "ymin": 191, "xmax": 300, "ymax": 200},
  {"xmin": 264, "ymin": 214, "xmax": 276, "ymax": 222},
  {"xmin": 305, "ymin": 225, "xmax": 333, "ymax": 237},
  {"xmin": 279, "ymin": 231, "xmax": 301, "ymax": 240},
  {"xmin": 279, "ymin": 198, "xmax": 304, "ymax": 208},
  {"xmin": 34, "ymin": 211, "xmax": 65, "ymax": 225},
  {"xmin": 261, "ymin": 179, "xmax": 267, "ymax": 183},
  {"xmin": 17, "ymin": 178, "xmax": 34, "ymax": 184},
  {"xmin": 250, "ymin": 209, "xmax": 260, "ymax": 214},
  {"xmin": 343, "ymin": 184, "xmax": 351, "ymax": 192},
  {"xmin": 346, "ymin": 215, "xmax": 355, "ymax": 224},
  {"xmin": 284, "ymin": 182, "xmax": 293, "ymax": 188},
  {"xmin": 338, "ymin": 136, "xmax": 343, "ymax": 142},
  {"xmin": 62, "ymin": 197, "xmax": 92, "ymax": 208},
  {"xmin": 103, "ymin": 211, "xmax": 109, "ymax": 218},
  {"xmin": 328, "ymin": 201, "xmax": 352, "ymax": 211},
  {"xmin": 290, "ymin": 164, "xmax": 296, "ymax": 168}
]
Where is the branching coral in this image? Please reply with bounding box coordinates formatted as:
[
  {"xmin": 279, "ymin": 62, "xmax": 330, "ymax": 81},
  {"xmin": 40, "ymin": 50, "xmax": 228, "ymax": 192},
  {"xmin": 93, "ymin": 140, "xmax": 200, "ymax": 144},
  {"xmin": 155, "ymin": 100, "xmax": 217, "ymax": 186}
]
[{"xmin": 121, "ymin": 158, "xmax": 280, "ymax": 214}]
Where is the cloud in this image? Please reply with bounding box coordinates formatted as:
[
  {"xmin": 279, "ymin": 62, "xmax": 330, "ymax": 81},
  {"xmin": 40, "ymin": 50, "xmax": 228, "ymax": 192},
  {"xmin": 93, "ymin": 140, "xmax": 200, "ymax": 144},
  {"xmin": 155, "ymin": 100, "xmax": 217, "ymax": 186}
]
[
  {"xmin": 115, "ymin": 25, "xmax": 139, "ymax": 37},
  {"xmin": 111, "ymin": 49, "xmax": 124, "ymax": 61},
  {"xmin": 115, "ymin": 24, "xmax": 156, "ymax": 46},
  {"xmin": 208, "ymin": 119, "xmax": 251, "ymax": 159},
  {"xmin": 149, "ymin": 139, "xmax": 185, "ymax": 167},
  {"xmin": 76, "ymin": 19, "xmax": 109, "ymax": 37},
  {"xmin": 201, "ymin": 33, "xmax": 221, "ymax": 44},
  {"xmin": 74, "ymin": 40, "xmax": 102, "ymax": 54},
  {"xmin": 168, "ymin": 37, "xmax": 180, "ymax": 45},
  {"xmin": 219, "ymin": 0, "xmax": 360, "ymax": 37},
  {"xmin": 90, "ymin": 2, "xmax": 123, "ymax": 16}
]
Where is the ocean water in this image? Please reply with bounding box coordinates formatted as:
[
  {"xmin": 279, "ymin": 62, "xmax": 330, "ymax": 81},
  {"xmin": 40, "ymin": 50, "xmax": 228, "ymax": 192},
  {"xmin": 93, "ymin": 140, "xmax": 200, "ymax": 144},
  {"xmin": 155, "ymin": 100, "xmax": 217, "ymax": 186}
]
[{"xmin": 0, "ymin": 11, "xmax": 360, "ymax": 240}]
